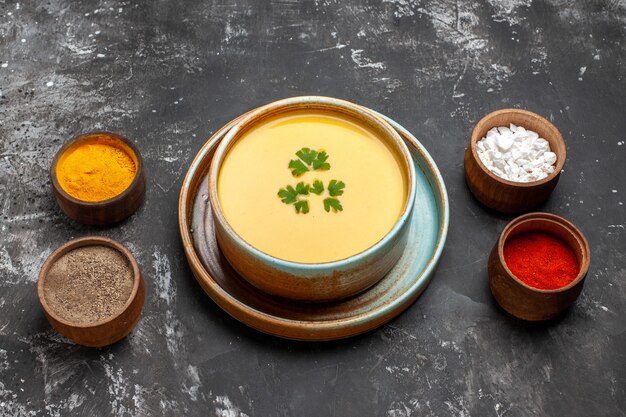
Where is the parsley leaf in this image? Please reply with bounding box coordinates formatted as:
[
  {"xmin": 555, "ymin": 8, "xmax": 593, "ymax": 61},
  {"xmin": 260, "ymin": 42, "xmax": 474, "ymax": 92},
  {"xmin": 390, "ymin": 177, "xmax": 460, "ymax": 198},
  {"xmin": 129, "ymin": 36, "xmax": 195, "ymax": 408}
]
[
  {"xmin": 296, "ymin": 148, "xmax": 318, "ymax": 165},
  {"xmin": 295, "ymin": 181, "xmax": 310, "ymax": 195},
  {"xmin": 288, "ymin": 159, "xmax": 310, "ymax": 177},
  {"xmin": 323, "ymin": 197, "xmax": 343, "ymax": 213},
  {"xmin": 279, "ymin": 183, "xmax": 311, "ymax": 214},
  {"xmin": 312, "ymin": 151, "xmax": 330, "ymax": 171},
  {"xmin": 310, "ymin": 179, "xmax": 324, "ymax": 195},
  {"xmin": 327, "ymin": 180, "xmax": 345, "ymax": 197},
  {"xmin": 294, "ymin": 200, "xmax": 309, "ymax": 214},
  {"xmin": 278, "ymin": 185, "xmax": 298, "ymax": 204},
  {"xmin": 291, "ymin": 147, "xmax": 330, "ymax": 174}
]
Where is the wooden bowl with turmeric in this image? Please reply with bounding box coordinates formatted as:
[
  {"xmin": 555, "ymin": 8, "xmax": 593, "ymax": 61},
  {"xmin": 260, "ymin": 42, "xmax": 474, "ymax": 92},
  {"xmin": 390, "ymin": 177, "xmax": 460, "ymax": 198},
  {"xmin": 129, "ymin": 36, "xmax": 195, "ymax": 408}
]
[{"xmin": 50, "ymin": 131, "xmax": 146, "ymax": 225}]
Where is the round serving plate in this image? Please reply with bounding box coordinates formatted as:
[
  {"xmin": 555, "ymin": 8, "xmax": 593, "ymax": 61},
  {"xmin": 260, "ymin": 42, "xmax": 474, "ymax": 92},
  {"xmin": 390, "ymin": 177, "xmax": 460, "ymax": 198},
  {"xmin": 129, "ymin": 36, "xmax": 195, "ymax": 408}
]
[{"xmin": 178, "ymin": 107, "xmax": 449, "ymax": 341}]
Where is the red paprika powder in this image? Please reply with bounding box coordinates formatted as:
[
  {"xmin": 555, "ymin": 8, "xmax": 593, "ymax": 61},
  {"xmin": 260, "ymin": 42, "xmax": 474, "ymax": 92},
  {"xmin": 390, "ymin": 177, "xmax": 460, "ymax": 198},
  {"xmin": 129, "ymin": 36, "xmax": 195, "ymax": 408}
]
[{"xmin": 503, "ymin": 231, "xmax": 579, "ymax": 290}]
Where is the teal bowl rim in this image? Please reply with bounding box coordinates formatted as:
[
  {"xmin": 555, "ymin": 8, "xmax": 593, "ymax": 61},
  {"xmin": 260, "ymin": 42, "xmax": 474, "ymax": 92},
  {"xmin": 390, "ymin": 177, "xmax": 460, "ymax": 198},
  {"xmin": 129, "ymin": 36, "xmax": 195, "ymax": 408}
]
[
  {"xmin": 354, "ymin": 109, "xmax": 450, "ymax": 324},
  {"xmin": 208, "ymin": 95, "xmax": 418, "ymax": 270}
]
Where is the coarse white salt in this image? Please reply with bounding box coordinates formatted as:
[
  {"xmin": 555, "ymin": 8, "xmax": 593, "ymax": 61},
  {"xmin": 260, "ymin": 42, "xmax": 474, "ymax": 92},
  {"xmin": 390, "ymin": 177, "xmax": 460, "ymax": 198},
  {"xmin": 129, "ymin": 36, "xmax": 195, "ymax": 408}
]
[{"xmin": 476, "ymin": 123, "xmax": 557, "ymax": 182}]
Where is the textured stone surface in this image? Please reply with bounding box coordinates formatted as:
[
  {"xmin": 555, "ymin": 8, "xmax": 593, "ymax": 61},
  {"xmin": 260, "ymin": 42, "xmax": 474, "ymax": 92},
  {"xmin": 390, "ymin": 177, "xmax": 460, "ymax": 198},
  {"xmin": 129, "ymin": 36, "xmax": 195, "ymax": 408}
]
[{"xmin": 1, "ymin": 0, "xmax": 625, "ymax": 416}]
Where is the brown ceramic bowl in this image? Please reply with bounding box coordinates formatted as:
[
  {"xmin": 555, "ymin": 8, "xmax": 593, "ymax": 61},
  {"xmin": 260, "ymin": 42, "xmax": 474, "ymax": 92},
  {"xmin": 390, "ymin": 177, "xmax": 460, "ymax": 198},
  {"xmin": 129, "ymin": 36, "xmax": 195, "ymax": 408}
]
[
  {"xmin": 208, "ymin": 96, "xmax": 417, "ymax": 302},
  {"xmin": 464, "ymin": 109, "xmax": 566, "ymax": 214},
  {"xmin": 37, "ymin": 236, "xmax": 145, "ymax": 347},
  {"xmin": 489, "ymin": 212, "xmax": 590, "ymax": 321},
  {"xmin": 50, "ymin": 131, "xmax": 146, "ymax": 225}
]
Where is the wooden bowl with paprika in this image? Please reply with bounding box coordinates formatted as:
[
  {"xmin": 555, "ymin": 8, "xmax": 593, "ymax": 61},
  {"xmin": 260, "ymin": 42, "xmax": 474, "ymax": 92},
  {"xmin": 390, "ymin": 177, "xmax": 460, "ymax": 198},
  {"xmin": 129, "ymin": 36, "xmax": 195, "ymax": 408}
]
[
  {"xmin": 489, "ymin": 212, "xmax": 590, "ymax": 321},
  {"xmin": 50, "ymin": 131, "xmax": 146, "ymax": 225}
]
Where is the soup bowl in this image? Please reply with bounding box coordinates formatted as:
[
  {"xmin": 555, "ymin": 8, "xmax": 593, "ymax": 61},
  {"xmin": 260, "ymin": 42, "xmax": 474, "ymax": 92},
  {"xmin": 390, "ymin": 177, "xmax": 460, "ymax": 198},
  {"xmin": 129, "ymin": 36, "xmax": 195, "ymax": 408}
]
[{"xmin": 208, "ymin": 96, "xmax": 417, "ymax": 302}]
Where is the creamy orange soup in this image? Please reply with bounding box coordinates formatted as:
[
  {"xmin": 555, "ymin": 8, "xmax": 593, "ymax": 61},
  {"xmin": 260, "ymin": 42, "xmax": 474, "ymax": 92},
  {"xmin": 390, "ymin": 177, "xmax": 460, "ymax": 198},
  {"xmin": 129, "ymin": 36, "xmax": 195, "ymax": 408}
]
[{"xmin": 218, "ymin": 111, "xmax": 408, "ymax": 263}]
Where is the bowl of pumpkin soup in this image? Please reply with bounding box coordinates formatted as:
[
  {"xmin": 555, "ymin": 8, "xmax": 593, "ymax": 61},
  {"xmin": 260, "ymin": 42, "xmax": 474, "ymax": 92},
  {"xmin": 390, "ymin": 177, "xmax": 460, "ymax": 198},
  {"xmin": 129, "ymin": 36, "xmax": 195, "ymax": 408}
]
[{"xmin": 208, "ymin": 96, "xmax": 417, "ymax": 302}]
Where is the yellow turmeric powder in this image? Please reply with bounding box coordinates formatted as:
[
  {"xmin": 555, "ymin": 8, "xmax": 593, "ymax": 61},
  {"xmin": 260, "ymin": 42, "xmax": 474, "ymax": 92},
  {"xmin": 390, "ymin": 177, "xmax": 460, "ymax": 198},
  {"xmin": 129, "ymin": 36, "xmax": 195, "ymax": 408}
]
[{"xmin": 56, "ymin": 137, "xmax": 137, "ymax": 202}]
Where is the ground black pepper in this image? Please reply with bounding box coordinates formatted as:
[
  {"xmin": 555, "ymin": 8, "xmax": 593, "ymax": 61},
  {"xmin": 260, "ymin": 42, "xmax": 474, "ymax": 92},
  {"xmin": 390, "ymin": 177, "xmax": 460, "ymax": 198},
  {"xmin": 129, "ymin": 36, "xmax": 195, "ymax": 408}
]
[{"xmin": 43, "ymin": 245, "xmax": 134, "ymax": 324}]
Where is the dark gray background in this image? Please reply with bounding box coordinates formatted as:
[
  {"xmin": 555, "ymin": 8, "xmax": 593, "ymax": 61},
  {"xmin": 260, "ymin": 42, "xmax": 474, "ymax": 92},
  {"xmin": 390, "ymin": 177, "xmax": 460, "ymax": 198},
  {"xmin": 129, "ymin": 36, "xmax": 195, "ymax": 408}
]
[{"xmin": 1, "ymin": 0, "xmax": 624, "ymax": 416}]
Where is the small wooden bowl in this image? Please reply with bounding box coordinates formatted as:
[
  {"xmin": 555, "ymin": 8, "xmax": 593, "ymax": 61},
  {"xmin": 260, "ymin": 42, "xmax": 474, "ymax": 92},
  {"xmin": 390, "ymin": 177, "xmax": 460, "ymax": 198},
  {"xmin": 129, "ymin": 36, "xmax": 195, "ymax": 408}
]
[
  {"xmin": 50, "ymin": 132, "xmax": 146, "ymax": 225},
  {"xmin": 37, "ymin": 236, "xmax": 145, "ymax": 347},
  {"xmin": 464, "ymin": 109, "xmax": 566, "ymax": 214},
  {"xmin": 488, "ymin": 212, "xmax": 590, "ymax": 321}
]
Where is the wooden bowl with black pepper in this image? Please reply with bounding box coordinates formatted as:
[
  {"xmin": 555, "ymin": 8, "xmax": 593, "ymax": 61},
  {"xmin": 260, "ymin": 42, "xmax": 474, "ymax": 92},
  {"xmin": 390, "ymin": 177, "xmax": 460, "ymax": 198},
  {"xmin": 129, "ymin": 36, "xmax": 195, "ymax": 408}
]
[
  {"xmin": 50, "ymin": 131, "xmax": 146, "ymax": 225},
  {"xmin": 37, "ymin": 236, "xmax": 145, "ymax": 347},
  {"xmin": 464, "ymin": 109, "xmax": 566, "ymax": 214},
  {"xmin": 489, "ymin": 212, "xmax": 590, "ymax": 321}
]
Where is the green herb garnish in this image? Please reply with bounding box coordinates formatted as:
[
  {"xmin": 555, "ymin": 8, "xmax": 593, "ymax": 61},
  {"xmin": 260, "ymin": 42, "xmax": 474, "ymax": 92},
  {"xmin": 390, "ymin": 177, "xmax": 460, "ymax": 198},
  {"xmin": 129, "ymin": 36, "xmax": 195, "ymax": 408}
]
[
  {"xmin": 295, "ymin": 148, "xmax": 318, "ymax": 165},
  {"xmin": 279, "ymin": 149, "xmax": 345, "ymax": 214},
  {"xmin": 288, "ymin": 159, "xmax": 309, "ymax": 177},
  {"xmin": 295, "ymin": 181, "xmax": 310, "ymax": 195},
  {"xmin": 278, "ymin": 182, "xmax": 311, "ymax": 214},
  {"xmin": 310, "ymin": 179, "xmax": 324, "ymax": 195},
  {"xmin": 312, "ymin": 150, "xmax": 330, "ymax": 171},
  {"xmin": 289, "ymin": 147, "xmax": 331, "ymax": 177},
  {"xmin": 294, "ymin": 200, "xmax": 309, "ymax": 214},
  {"xmin": 327, "ymin": 179, "xmax": 345, "ymax": 196},
  {"xmin": 323, "ymin": 197, "xmax": 343, "ymax": 213},
  {"xmin": 278, "ymin": 185, "xmax": 299, "ymax": 204}
]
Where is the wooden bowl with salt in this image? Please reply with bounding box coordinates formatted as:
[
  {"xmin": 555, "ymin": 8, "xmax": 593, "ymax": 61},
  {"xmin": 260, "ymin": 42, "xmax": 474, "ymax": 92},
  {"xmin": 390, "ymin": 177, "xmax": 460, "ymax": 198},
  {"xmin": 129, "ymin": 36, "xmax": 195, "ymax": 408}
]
[
  {"xmin": 37, "ymin": 236, "xmax": 145, "ymax": 347},
  {"xmin": 50, "ymin": 131, "xmax": 146, "ymax": 225},
  {"xmin": 464, "ymin": 109, "xmax": 566, "ymax": 214}
]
